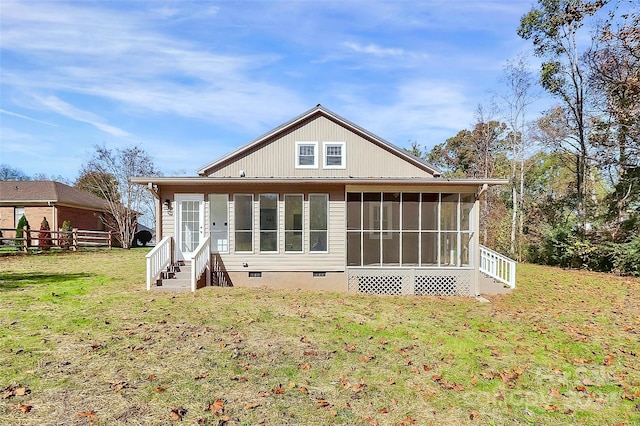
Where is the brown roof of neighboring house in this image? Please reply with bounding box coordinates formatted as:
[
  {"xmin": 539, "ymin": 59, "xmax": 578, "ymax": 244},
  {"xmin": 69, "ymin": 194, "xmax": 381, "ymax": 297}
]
[{"xmin": 0, "ymin": 181, "xmax": 109, "ymax": 211}]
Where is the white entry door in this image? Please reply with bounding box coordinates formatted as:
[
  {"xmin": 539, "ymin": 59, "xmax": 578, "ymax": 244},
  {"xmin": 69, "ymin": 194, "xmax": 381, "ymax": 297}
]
[{"xmin": 175, "ymin": 194, "xmax": 205, "ymax": 259}]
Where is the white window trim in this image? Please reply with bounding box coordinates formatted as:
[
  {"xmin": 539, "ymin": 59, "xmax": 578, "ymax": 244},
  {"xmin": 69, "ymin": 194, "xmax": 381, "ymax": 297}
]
[
  {"xmin": 295, "ymin": 141, "xmax": 318, "ymax": 169},
  {"xmin": 323, "ymin": 141, "xmax": 346, "ymax": 169}
]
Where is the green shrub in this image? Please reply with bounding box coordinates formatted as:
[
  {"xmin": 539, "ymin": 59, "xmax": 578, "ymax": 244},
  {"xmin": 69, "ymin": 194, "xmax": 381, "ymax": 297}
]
[{"xmin": 15, "ymin": 214, "xmax": 30, "ymax": 248}]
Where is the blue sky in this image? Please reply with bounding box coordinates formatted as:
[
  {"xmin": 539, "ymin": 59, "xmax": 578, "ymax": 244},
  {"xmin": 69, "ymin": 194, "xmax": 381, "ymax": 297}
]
[{"xmin": 2, "ymin": 0, "xmax": 549, "ymax": 180}]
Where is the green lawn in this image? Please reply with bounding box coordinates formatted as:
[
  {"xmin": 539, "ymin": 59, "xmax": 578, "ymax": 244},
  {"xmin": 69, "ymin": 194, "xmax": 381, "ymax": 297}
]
[{"xmin": 1, "ymin": 250, "xmax": 638, "ymax": 425}]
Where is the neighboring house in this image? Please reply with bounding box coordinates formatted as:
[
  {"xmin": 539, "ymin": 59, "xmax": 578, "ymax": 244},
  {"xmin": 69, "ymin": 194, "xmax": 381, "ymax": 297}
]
[
  {"xmin": 133, "ymin": 105, "xmax": 514, "ymax": 295},
  {"xmin": 0, "ymin": 181, "xmax": 109, "ymax": 233}
]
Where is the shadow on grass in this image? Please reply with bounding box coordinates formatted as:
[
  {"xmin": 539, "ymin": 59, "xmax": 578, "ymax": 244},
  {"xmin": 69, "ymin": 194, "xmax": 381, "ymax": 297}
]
[{"xmin": 0, "ymin": 272, "xmax": 95, "ymax": 291}]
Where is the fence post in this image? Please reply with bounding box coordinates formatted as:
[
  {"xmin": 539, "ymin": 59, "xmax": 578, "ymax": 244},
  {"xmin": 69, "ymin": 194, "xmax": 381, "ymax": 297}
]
[
  {"xmin": 72, "ymin": 228, "xmax": 78, "ymax": 251},
  {"xmin": 108, "ymin": 231, "xmax": 112, "ymax": 249},
  {"xmin": 23, "ymin": 227, "xmax": 30, "ymax": 253}
]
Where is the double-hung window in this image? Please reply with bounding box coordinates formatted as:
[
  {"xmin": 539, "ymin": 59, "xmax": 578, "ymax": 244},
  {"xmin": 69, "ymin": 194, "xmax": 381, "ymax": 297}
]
[
  {"xmin": 259, "ymin": 194, "xmax": 278, "ymax": 252},
  {"xmin": 309, "ymin": 194, "xmax": 328, "ymax": 252},
  {"xmin": 234, "ymin": 194, "xmax": 253, "ymax": 252},
  {"xmin": 284, "ymin": 194, "xmax": 303, "ymax": 252},
  {"xmin": 323, "ymin": 142, "xmax": 346, "ymax": 168},
  {"xmin": 295, "ymin": 142, "xmax": 317, "ymax": 168}
]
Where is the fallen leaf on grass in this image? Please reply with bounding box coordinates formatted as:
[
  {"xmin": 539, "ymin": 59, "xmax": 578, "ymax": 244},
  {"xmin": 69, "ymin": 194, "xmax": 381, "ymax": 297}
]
[
  {"xmin": 156, "ymin": 386, "xmax": 165, "ymax": 393},
  {"xmin": 109, "ymin": 381, "xmax": 128, "ymax": 391},
  {"xmin": 11, "ymin": 404, "xmax": 33, "ymax": 413},
  {"xmin": 271, "ymin": 384, "xmax": 285, "ymax": 394},
  {"xmin": 317, "ymin": 400, "xmax": 330, "ymax": 407},
  {"xmin": 542, "ymin": 404, "xmax": 559, "ymax": 413},
  {"xmin": 550, "ymin": 388, "xmax": 562, "ymax": 398},
  {"xmin": 170, "ymin": 407, "xmax": 187, "ymax": 421},
  {"xmin": 244, "ymin": 402, "xmax": 261, "ymax": 409},
  {"xmin": 77, "ymin": 411, "xmax": 96, "ymax": 424},
  {"xmin": 603, "ymin": 353, "xmax": 615, "ymax": 366},
  {"xmin": 2, "ymin": 384, "xmax": 31, "ymax": 399},
  {"xmin": 204, "ymin": 399, "xmax": 224, "ymax": 415},
  {"xmin": 194, "ymin": 372, "xmax": 209, "ymax": 380},
  {"xmin": 359, "ymin": 354, "xmax": 375, "ymax": 363},
  {"xmin": 469, "ymin": 411, "xmax": 480, "ymax": 420}
]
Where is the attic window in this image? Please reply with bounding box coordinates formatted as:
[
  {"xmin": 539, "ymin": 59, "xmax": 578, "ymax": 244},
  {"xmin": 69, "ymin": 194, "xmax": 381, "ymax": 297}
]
[
  {"xmin": 323, "ymin": 142, "xmax": 346, "ymax": 169},
  {"xmin": 295, "ymin": 141, "xmax": 318, "ymax": 168}
]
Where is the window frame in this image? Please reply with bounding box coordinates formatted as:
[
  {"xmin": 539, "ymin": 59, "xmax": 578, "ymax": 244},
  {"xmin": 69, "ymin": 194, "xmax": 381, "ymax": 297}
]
[
  {"xmin": 323, "ymin": 141, "xmax": 346, "ymax": 169},
  {"xmin": 295, "ymin": 141, "xmax": 318, "ymax": 169}
]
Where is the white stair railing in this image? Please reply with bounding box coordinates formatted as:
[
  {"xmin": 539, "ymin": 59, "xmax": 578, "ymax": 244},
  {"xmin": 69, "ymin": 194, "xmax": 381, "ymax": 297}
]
[
  {"xmin": 479, "ymin": 245, "xmax": 516, "ymax": 288},
  {"xmin": 191, "ymin": 236, "xmax": 211, "ymax": 292},
  {"xmin": 146, "ymin": 236, "xmax": 173, "ymax": 290}
]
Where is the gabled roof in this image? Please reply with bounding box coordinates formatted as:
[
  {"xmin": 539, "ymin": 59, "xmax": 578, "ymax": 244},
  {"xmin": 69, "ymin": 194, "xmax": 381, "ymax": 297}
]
[
  {"xmin": 197, "ymin": 104, "xmax": 442, "ymax": 177},
  {"xmin": 0, "ymin": 181, "xmax": 109, "ymax": 211}
]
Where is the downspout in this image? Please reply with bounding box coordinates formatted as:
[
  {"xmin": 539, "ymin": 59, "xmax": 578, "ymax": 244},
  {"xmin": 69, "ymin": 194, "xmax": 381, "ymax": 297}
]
[
  {"xmin": 147, "ymin": 183, "xmax": 161, "ymax": 244},
  {"xmin": 473, "ymin": 184, "xmax": 488, "ymax": 297}
]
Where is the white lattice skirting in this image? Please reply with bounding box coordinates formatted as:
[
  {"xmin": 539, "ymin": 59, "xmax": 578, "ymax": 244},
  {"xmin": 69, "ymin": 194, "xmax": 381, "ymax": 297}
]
[{"xmin": 347, "ymin": 268, "xmax": 473, "ymax": 296}]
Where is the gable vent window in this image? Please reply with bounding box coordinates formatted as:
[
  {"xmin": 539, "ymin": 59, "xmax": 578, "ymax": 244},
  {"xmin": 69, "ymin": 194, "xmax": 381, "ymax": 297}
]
[
  {"xmin": 296, "ymin": 141, "xmax": 318, "ymax": 168},
  {"xmin": 248, "ymin": 272, "xmax": 262, "ymax": 278},
  {"xmin": 323, "ymin": 142, "xmax": 346, "ymax": 169}
]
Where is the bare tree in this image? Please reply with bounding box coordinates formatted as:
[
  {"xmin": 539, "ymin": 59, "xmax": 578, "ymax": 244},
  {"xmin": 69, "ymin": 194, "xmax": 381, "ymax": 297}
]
[
  {"xmin": 500, "ymin": 55, "xmax": 539, "ymax": 259},
  {"xmin": 80, "ymin": 145, "xmax": 160, "ymax": 248}
]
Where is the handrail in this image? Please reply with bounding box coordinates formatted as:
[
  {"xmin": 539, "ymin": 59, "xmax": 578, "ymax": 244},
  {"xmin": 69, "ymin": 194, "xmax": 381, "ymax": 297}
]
[
  {"xmin": 146, "ymin": 236, "xmax": 173, "ymax": 290},
  {"xmin": 191, "ymin": 236, "xmax": 211, "ymax": 292},
  {"xmin": 479, "ymin": 245, "xmax": 516, "ymax": 288}
]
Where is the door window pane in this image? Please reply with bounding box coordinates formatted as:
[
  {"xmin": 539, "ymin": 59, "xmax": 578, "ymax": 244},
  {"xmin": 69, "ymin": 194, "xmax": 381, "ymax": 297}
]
[
  {"xmin": 181, "ymin": 200, "xmax": 200, "ymax": 252},
  {"xmin": 461, "ymin": 232, "xmax": 472, "ymax": 266}
]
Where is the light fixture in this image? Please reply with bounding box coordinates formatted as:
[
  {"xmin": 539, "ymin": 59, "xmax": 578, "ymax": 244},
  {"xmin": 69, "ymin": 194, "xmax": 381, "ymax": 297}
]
[{"xmin": 163, "ymin": 199, "xmax": 172, "ymax": 210}]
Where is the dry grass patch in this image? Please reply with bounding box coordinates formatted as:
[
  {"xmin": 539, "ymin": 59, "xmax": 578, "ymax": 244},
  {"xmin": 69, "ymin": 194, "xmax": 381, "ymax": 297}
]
[{"xmin": 1, "ymin": 251, "xmax": 639, "ymax": 425}]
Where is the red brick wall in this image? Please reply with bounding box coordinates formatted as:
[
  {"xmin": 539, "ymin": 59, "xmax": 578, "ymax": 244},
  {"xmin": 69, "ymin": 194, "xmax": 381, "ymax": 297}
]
[{"xmin": 56, "ymin": 206, "xmax": 105, "ymax": 231}]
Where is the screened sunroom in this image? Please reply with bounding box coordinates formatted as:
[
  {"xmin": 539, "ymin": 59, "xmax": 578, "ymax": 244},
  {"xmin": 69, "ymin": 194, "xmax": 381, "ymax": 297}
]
[{"xmin": 345, "ymin": 191, "xmax": 477, "ymax": 296}]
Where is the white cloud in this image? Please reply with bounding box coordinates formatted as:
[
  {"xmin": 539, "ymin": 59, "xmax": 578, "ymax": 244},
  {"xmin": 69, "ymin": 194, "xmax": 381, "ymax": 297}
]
[
  {"xmin": 0, "ymin": 109, "xmax": 58, "ymax": 127},
  {"xmin": 343, "ymin": 42, "xmax": 405, "ymax": 57},
  {"xmin": 33, "ymin": 95, "xmax": 131, "ymax": 137}
]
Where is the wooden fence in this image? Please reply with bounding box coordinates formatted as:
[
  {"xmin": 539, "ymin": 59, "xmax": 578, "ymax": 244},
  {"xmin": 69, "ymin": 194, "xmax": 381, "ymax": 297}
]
[{"xmin": 0, "ymin": 227, "xmax": 113, "ymax": 252}]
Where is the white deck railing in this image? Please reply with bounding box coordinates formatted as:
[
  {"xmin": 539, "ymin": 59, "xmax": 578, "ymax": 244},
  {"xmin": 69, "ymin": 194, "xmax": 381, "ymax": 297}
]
[
  {"xmin": 191, "ymin": 236, "xmax": 211, "ymax": 292},
  {"xmin": 479, "ymin": 245, "xmax": 516, "ymax": 288},
  {"xmin": 212, "ymin": 253, "xmax": 230, "ymax": 287},
  {"xmin": 145, "ymin": 236, "xmax": 173, "ymax": 290}
]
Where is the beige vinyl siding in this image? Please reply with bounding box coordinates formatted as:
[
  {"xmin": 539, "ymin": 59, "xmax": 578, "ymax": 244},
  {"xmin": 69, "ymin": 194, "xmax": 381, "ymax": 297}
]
[{"xmin": 207, "ymin": 116, "xmax": 433, "ymax": 179}]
